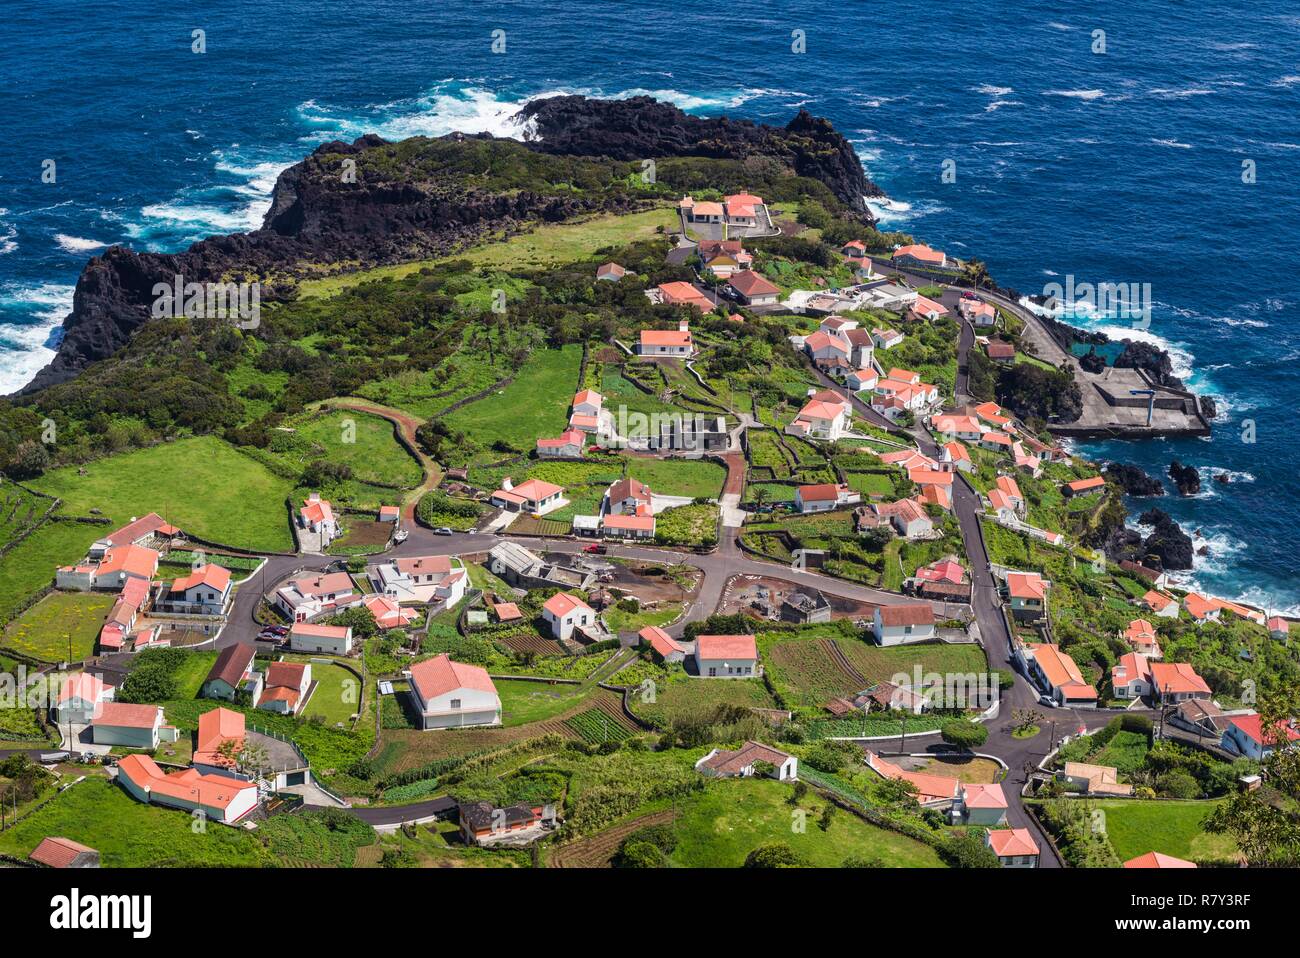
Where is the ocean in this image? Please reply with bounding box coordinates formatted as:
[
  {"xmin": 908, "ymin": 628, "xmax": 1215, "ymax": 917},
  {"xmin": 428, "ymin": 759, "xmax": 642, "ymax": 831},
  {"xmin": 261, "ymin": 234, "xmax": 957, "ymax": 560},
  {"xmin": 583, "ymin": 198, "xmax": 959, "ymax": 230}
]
[{"xmin": 1, "ymin": 0, "xmax": 1296, "ymax": 610}]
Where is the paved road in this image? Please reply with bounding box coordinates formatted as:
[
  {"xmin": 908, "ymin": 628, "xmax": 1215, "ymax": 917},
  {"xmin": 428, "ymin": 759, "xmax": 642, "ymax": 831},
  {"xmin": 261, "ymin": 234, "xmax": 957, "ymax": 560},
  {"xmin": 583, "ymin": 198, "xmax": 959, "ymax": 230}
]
[{"xmin": 211, "ymin": 277, "xmax": 1134, "ymax": 864}]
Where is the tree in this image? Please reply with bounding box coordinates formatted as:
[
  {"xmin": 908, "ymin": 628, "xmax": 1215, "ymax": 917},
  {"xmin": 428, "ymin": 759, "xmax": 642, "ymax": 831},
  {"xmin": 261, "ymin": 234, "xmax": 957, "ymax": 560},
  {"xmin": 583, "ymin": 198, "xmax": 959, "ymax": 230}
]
[
  {"xmin": 5, "ymin": 439, "xmax": 49, "ymax": 480},
  {"xmin": 743, "ymin": 842, "xmax": 808, "ymax": 868},
  {"xmin": 941, "ymin": 831, "xmax": 1001, "ymax": 868},
  {"xmin": 817, "ymin": 804, "xmax": 835, "ymax": 831},
  {"xmin": 940, "ymin": 718, "xmax": 989, "ymax": 750}
]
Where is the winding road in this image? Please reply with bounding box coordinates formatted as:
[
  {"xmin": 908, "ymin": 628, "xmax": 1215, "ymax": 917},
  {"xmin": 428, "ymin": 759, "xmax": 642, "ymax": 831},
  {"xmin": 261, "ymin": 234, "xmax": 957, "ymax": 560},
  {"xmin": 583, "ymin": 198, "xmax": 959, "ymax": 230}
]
[{"xmin": 214, "ymin": 291, "xmax": 1143, "ymax": 861}]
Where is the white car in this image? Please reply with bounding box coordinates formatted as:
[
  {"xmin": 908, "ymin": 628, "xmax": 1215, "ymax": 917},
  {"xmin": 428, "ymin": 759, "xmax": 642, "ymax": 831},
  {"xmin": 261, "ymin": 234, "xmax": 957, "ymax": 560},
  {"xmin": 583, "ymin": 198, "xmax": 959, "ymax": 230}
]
[{"xmin": 393, "ymin": 529, "xmax": 409, "ymax": 543}]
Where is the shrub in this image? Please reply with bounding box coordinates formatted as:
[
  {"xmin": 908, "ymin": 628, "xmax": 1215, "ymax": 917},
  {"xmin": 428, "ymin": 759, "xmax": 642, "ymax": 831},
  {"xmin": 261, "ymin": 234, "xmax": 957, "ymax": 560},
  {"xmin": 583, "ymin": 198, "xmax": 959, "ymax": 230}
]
[
  {"xmin": 743, "ymin": 842, "xmax": 809, "ymax": 868},
  {"xmin": 940, "ymin": 718, "xmax": 989, "ymax": 750}
]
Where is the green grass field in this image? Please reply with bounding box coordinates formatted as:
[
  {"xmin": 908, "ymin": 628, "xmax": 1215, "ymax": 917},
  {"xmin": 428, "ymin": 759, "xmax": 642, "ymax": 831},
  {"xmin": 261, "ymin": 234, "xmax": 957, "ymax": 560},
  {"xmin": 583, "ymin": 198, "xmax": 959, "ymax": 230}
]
[
  {"xmin": 632, "ymin": 673, "xmax": 777, "ymax": 726},
  {"xmin": 31, "ymin": 435, "xmax": 296, "ymax": 552},
  {"xmin": 299, "ymin": 207, "xmax": 676, "ymax": 298},
  {"xmin": 296, "ymin": 659, "xmax": 363, "ymax": 725},
  {"xmin": 496, "ymin": 679, "xmax": 590, "ymax": 727},
  {"xmin": 0, "ymin": 520, "xmax": 102, "ymax": 625},
  {"xmin": 442, "ymin": 345, "xmax": 583, "ymax": 465},
  {"xmin": 0, "ymin": 777, "xmax": 269, "ymax": 867},
  {"xmin": 269, "ymin": 409, "xmax": 422, "ymax": 488},
  {"xmin": 1094, "ymin": 799, "xmax": 1239, "ymax": 863},
  {"xmin": 625, "ymin": 457, "xmax": 727, "ymax": 499},
  {"xmin": 2, "ymin": 591, "xmax": 115, "ymax": 662},
  {"xmin": 669, "ymin": 776, "xmax": 945, "ymax": 868}
]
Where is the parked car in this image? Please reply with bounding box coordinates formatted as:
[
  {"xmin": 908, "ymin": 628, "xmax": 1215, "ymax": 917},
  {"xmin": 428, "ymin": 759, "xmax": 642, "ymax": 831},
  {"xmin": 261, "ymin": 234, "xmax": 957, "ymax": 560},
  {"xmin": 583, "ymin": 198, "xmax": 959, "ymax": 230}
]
[
  {"xmin": 433, "ymin": 527, "xmax": 454, "ymax": 536},
  {"xmin": 1037, "ymin": 695, "xmax": 1057, "ymax": 708},
  {"xmin": 583, "ymin": 543, "xmax": 607, "ymax": 554},
  {"xmin": 393, "ymin": 529, "xmax": 409, "ymax": 543},
  {"xmin": 259, "ymin": 625, "xmax": 289, "ymax": 640}
]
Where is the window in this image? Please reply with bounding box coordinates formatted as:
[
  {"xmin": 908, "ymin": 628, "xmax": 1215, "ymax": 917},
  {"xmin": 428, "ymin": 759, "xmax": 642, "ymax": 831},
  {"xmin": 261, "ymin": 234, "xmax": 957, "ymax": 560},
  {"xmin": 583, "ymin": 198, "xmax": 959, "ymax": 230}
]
[
  {"xmin": 708, "ymin": 667, "xmax": 717, "ymax": 677},
  {"xmin": 450, "ymin": 699, "xmax": 461, "ymax": 710}
]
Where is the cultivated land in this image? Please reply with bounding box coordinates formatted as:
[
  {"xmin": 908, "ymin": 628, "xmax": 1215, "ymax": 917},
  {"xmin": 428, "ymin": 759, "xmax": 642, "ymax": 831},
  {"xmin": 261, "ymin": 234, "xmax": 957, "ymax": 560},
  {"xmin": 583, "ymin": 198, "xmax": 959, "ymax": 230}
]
[
  {"xmin": 0, "ymin": 106, "xmax": 1270, "ymax": 871},
  {"xmin": 2, "ymin": 591, "xmax": 115, "ymax": 662}
]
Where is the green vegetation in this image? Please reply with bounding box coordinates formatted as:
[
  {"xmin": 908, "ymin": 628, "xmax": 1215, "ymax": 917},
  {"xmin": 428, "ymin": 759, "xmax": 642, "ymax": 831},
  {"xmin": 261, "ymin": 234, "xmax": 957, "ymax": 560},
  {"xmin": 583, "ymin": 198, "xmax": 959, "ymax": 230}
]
[
  {"xmin": 31, "ymin": 436, "xmax": 295, "ymax": 552},
  {"xmin": 0, "ymin": 778, "xmax": 268, "ymax": 867},
  {"xmin": 3, "ymin": 591, "xmax": 114, "ymax": 662},
  {"xmin": 653, "ymin": 503, "xmax": 718, "ymax": 548},
  {"xmin": 670, "ymin": 776, "xmax": 944, "ymax": 868},
  {"xmin": 625, "ymin": 457, "xmax": 726, "ymax": 499}
]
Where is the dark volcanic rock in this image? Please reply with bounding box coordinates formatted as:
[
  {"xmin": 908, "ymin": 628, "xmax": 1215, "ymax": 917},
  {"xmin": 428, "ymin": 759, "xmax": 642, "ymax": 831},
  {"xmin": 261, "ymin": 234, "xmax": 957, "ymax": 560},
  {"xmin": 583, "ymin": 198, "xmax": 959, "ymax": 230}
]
[
  {"xmin": 1038, "ymin": 314, "xmax": 1185, "ymax": 389},
  {"xmin": 1168, "ymin": 460, "xmax": 1201, "ymax": 496},
  {"xmin": 1103, "ymin": 463, "xmax": 1164, "ymax": 497},
  {"xmin": 1199, "ymin": 395, "xmax": 1218, "ymax": 420},
  {"xmin": 19, "ymin": 96, "xmax": 877, "ymax": 395},
  {"xmin": 518, "ymin": 95, "xmax": 881, "ymax": 211},
  {"xmin": 1136, "ymin": 507, "xmax": 1194, "ymax": 570}
]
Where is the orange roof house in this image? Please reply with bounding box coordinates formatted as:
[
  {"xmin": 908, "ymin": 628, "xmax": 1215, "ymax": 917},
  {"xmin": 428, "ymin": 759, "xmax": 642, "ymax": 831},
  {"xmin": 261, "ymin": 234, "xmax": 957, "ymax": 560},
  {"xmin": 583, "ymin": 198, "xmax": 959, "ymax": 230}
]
[
  {"xmin": 193, "ymin": 707, "xmax": 246, "ymax": 769},
  {"xmin": 1124, "ymin": 851, "xmax": 1197, "ymax": 869},
  {"xmin": 30, "ymin": 836, "xmax": 99, "ymax": 869},
  {"xmin": 1064, "ymin": 475, "xmax": 1106, "ymax": 495}
]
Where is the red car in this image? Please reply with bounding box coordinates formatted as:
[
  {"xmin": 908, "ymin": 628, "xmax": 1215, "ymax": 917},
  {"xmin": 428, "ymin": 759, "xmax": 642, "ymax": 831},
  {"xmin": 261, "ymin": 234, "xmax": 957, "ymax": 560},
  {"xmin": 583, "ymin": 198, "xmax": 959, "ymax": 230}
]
[{"xmin": 582, "ymin": 543, "xmax": 607, "ymax": 554}]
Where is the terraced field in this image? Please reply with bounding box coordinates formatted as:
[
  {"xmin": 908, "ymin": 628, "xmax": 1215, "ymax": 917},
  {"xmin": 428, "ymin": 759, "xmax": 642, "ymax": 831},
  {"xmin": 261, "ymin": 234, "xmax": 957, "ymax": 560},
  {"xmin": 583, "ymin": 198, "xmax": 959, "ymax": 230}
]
[{"xmin": 548, "ymin": 809, "xmax": 678, "ymax": 868}]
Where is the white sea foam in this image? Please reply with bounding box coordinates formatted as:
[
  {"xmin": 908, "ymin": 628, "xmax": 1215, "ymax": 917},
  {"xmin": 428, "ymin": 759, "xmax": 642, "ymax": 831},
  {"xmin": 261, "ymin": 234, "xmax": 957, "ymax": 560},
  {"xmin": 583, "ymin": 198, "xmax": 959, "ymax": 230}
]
[
  {"xmin": 0, "ymin": 282, "xmax": 75, "ymax": 393},
  {"xmin": 1148, "ymin": 87, "xmax": 1215, "ymax": 99},
  {"xmin": 972, "ymin": 84, "xmax": 1014, "ymax": 96},
  {"xmin": 1045, "ymin": 88, "xmax": 1105, "ymax": 100},
  {"xmin": 1150, "ymin": 138, "xmax": 1193, "ymax": 149},
  {"xmin": 54, "ymin": 233, "xmax": 108, "ymax": 253},
  {"xmin": 0, "ymin": 208, "xmax": 14, "ymax": 255}
]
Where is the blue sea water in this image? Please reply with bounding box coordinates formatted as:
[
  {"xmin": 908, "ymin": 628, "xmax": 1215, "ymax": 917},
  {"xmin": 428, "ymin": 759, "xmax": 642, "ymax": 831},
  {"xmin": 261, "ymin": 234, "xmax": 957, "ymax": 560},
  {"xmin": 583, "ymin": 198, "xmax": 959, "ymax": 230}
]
[{"xmin": 1, "ymin": 0, "xmax": 1297, "ymax": 609}]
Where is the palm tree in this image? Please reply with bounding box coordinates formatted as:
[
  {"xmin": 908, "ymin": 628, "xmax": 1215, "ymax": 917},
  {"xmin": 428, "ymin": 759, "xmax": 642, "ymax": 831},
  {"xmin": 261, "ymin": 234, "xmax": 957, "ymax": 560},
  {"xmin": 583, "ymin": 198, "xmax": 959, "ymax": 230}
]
[{"xmin": 963, "ymin": 259, "xmax": 990, "ymax": 291}]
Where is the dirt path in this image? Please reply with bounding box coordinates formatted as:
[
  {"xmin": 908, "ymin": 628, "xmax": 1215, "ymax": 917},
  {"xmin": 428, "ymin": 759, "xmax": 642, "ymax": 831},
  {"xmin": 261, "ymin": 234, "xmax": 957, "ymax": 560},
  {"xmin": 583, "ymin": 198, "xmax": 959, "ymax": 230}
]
[{"xmin": 326, "ymin": 398, "xmax": 442, "ymax": 524}]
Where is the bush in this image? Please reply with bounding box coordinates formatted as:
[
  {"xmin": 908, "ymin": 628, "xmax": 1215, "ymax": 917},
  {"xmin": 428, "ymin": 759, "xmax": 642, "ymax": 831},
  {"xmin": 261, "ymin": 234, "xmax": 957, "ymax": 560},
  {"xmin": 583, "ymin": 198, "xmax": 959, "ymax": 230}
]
[
  {"xmin": 803, "ymin": 739, "xmax": 860, "ymax": 773},
  {"xmin": 940, "ymin": 831, "xmax": 1001, "ymax": 869},
  {"xmin": 743, "ymin": 842, "xmax": 808, "ymax": 868},
  {"xmin": 940, "ymin": 718, "xmax": 989, "ymax": 750}
]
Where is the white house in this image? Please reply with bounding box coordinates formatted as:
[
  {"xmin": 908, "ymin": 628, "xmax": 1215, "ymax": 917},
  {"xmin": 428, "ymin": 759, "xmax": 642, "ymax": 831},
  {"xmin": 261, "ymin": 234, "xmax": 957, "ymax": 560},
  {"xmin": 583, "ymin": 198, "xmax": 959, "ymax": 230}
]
[
  {"xmin": 725, "ymin": 270, "xmax": 781, "ymax": 307},
  {"xmin": 91, "ymin": 703, "xmax": 166, "ymax": 750},
  {"xmin": 872, "ymin": 603, "xmax": 937, "ymax": 646},
  {"xmin": 288, "ymin": 622, "xmax": 353, "ymax": 656},
  {"xmin": 795, "ymin": 482, "xmax": 861, "ymax": 513},
  {"xmin": 536, "ymin": 428, "xmax": 586, "ymax": 459},
  {"xmin": 156, "ymin": 563, "xmax": 232, "ymax": 616},
  {"xmin": 872, "ymin": 327, "xmax": 904, "ymax": 349},
  {"xmin": 847, "ymin": 368, "xmax": 878, "ymax": 392},
  {"xmin": 695, "ymin": 634, "xmax": 758, "ymax": 678},
  {"xmin": 371, "ymin": 555, "xmax": 468, "ymax": 606},
  {"xmin": 637, "ymin": 319, "xmax": 697, "ymax": 357},
  {"xmin": 298, "ymin": 493, "xmax": 338, "ymax": 547},
  {"xmin": 960, "ymin": 298, "xmax": 998, "ymax": 327},
  {"xmin": 275, "ymin": 570, "xmax": 358, "ymax": 622},
  {"xmin": 695, "ymin": 741, "xmax": 798, "ymax": 780},
  {"xmin": 605, "ymin": 476, "xmax": 653, "ymax": 516},
  {"xmin": 54, "ymin": 672, "xmax": 114, "ymax": 725},
  {"xmin": 116, "ymin": 753, "xmax": 258, "ymax": 825},
  {"xmin": 786, "ymin": 389, "xmax": 853, "ymax": 441},
  {"xmin": 986, "ymin": 828, "xmax": 1039, "ymax": 868},
  {"xmin": 258, "ymin": 661, "xmax": 311, "ymax": 715},
  {"xmin": 542, "ymin": 592, "xmax": 595, "ymax": 641},
  {"xmin": 491, "ymin": 477, "xmax": 565, "ymax": 515},
  {"xmin": 201, "ymin": 643, "xmax": 259, "ymax": 702},
  {"xmin": 1222, "ymin": 713, "xmax": 1300, "ymax": 760},
  {"xmin": 874, "ymin": 498, "xmax": 934, "ymax": 539},
  {"xmin": 408, "ymin": 653, "xmax": 502, "ymax": 730}
]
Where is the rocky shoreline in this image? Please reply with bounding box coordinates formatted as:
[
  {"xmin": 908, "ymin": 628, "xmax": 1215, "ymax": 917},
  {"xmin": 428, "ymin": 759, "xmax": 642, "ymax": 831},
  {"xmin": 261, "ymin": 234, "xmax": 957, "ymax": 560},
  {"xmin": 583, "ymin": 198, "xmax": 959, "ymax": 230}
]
[{"xmin": 15, "ymin": 96, "xmax": 881, "ymax": 397}]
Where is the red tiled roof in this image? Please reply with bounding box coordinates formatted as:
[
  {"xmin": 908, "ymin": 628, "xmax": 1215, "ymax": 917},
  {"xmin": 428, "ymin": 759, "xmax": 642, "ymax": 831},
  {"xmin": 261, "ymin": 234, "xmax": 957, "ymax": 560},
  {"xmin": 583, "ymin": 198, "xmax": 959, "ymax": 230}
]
[
  {"xmin": 726, "ymin": 270, "xmax": 780, "ymax": 297},
  {"xmin": 117, "ymin": 754, "xmax": 256, "ymax": 812},
  {"xmin": 543, "ymin": 592, "xmax": 592, "ymax": 618},
  {"xmin": 409, "ymin": 653, "xmax": 497, "ymax": 701},
  {"xmin": 987, "ymin": 828, "xmax": 1039, "ymax": 858},
  {"xmin": 30, "ymin": 837, "xmax": 98, "ymax": 868},
  {"xmin": 169, "ymin": 563, "xmax": 231, "ymax": 594},
  {"xmin": 696, "ymin": 634, "xmax": 758, "ymax": 660},
  {"xmin": 91, "ymin": 702, "xmax": 160, "ymax": 730},
  {"xmin": 877, "ymin": 603, "xmax": 935, "ymax": 628},
  {"xmin": 205, "ymin": 643, "xmax": 256, "ymax": 690},
  {"xmin": 1124, "ymin": 851, "xmax": 1197, "ymax": 869}
]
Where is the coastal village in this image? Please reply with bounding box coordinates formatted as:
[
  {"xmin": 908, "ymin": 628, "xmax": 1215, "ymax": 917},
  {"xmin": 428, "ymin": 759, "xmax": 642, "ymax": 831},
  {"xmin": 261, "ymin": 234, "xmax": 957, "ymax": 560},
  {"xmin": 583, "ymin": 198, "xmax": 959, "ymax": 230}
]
[{"xmin": 0, "ymin": 166, "xmax": 1293, "ymax": 872}]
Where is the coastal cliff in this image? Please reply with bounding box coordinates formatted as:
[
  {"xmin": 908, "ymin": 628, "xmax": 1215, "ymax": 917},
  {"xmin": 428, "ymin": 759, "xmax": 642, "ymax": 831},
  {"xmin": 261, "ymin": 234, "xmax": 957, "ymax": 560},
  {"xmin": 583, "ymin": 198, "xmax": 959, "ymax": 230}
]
[
  {"xmin": 18, "ymin": 96, "xmax": 877, "ymax": 395},
  {"xmin": 517, "ymin": 95, "xmax": 882, "ymax": 211}
]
